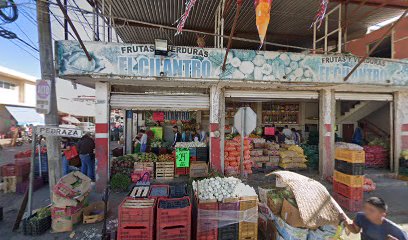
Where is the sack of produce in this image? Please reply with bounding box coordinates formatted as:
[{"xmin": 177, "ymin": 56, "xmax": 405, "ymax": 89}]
[
  {"xmin": 280, "ymin": 150, "xmax": 297, "ymax": 158},
  {"xmin": 288, "ymin": 145, "xmax": 304, "ymax": 155}
]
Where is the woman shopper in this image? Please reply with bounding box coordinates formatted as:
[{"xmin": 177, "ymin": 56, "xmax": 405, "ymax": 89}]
[{"xmin": 77, "ymin": 133, "xmax": 96, "ymax": 181}]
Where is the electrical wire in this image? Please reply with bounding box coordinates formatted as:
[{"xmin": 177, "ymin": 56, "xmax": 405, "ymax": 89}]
[
  {"xmin": 0, "ymin": 26, "xmax": 40, "ymax": 61},
  {"xmin": 13, "ymin": 21, "xmax": 37, "ymax": 46},
  {"xmin": 67, "ymin": 0, "xmax": 92, "ymax": 40}
]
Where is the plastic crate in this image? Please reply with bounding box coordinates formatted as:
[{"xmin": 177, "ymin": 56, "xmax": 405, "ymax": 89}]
[
  {"xmin": 334, "ymin": 160, "xmax": 364, "ymax": 175},
  {"xmin": 332, "ymin": 192, "xmax": 363, "ymax": 212},
  {"xmin": 117, "ymin": 225, "xmax": 153, "ymax": 240},
  {"xmin": 333, "ymin": 170, "xmax": 364, "ymax": 188},
  {"xmin": 333, "ymin": 180, "xmax": 363, "ymax": 201},
  {"xmin": 16, "ymin": 177, "xmax": 44, "ymax": 194},
  {"xmin": 218, "ymin": 200, "xmax": 239, "ymax": 240},
  {"xmin": 175, "ymin": 167, "xmax": 189, "ymax": 176},
  {"xmin": 157, "ymin": 225, "xmax": 191, "ymax": 240},
  {"xmin": 400, "ymin": 158, "xmax": 408, "ymax": 168},
  {"xmin": 157, "ymin": 197, "xmax": 191, "ymax": 227},
  {"xmin": 149, "ymin": 185, "xmax": 169, "ymax": 199},
  {"xmin": 1, "ymin": 162, "xmax": 30, "ymax": 177},
  {"xmin": 196, "ymin": 200, "xmax": 218, "ymax": 240},
  {"xmin": 156, "ymin": 162, "xmax": 175, "ymax": 179},
  {"xmin": 196, "ymin": 147, "xmax": 209, "ymax": 162},
  {"xmin": 238, "ymin": 197, "xmax": 258, "ymax": 240},
  {"xmin": 399, "ymin": 167, "xmax": 408, "ymax": 177},
  {"xmin": 335, "ymin": 149, "xmax": 365, "ymax": 163},
  {"xmin": 189, "ymin": 148, "xmax": 197, "ymax": 157},
  {"xmin": 169, "ymin": 183, "xmax": 187, "ymax": 198},
  {"xmin": 118, "ymin": 198, "xmax": 155, "ymax": 227},
  {"xmin": 22, "ymin": 213, "xmax": 51, "ymax": 236}
]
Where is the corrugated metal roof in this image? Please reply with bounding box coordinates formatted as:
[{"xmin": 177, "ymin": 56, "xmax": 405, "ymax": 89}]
[{"xmin": 101, "ymin": 0, "xmax": 405, "ymax": 50}]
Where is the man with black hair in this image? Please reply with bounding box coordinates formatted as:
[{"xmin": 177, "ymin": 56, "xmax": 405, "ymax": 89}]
[
  {"xmin": 172, "ymin": 125, "xmax": 181, "ymax": 147},
  {"xmin": 342, "ymin": 197, "xmax": 407, "ymax": 240}
]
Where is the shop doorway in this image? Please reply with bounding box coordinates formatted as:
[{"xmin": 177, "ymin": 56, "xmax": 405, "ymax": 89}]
[{"xmin": 335, "ymin": 93, "xmax": 393, "ymax": 171}]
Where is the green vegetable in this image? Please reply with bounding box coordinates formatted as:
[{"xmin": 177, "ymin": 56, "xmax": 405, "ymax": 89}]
[{"xmin": 110, "ymin": 174, "xmax": 131, "ymax": 192}]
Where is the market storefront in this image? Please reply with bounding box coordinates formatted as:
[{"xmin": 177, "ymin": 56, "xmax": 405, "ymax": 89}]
[{"xmin": 55, "ymin": 40, "xmax": 408, "ymax": 191}]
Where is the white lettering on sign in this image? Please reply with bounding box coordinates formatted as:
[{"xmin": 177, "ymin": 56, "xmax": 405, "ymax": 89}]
[{"xmin": 36, "ymin": 126, "xmax": 83, "ymax": 138}]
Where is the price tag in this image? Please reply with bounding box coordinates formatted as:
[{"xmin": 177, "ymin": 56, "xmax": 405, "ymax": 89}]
[{"xmin": 176, "ymin": 148, "xmax": 190, "ymax": 168}]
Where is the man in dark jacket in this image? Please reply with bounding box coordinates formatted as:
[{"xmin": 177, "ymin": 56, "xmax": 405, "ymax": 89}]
[
  {"xmin": 77, "ymin": 134, "xmax": 96, "ymax": 181},
  {"xmin": 172, "ymin": 126, "xmax": 182, "ymax": 147}
]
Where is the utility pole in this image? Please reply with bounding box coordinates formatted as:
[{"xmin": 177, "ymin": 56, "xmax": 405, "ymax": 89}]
[{"xmin": 36, "ymin": 0, "xmax": 62, "ymax": 197}]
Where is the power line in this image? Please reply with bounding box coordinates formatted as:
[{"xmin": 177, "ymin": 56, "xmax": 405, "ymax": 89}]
[
  {"xmin": 14, "ymin": 21, "xmax": 37, "ymax": 46},
  {"xmin": 49, "ymin": 8, "xmax": 76, "ymax": 40},
  {"xmin": 67, "ymin": 0, "xmax": 91, "ymax": 40}
]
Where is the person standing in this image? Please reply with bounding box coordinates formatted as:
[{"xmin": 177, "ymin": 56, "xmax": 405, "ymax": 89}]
[
  {"xmin": 77, "ymin": 134, "xmax": 96, "ymax": 181},
  {"xmin": 275, "ymin": 130, "xmax": 286, "ymax": 144},
  {"xmin": 352, "ymin": 123, "xmax": 364, "ymax": 146},
  {"xmin": 139, "ymin": 129, "xmax": 148, "ymax": 153},
  {"xmin": 172, "ymin": 126, "xmax": 182, "ymax": 147},
  {"xmin": 282, "ymin": 125, "xmax": 293, "ymax": 139}
]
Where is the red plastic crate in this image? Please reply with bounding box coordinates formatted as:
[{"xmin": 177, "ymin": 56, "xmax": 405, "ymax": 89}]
[
  {"xmin": 332, "ymin": 192, "xmax": 363, "ymax": 212},
  {"xmin": 157, "ymin": 197, "xmax": 191, "ymax": 228},
  {"xmin": 333, "ymin": 180, "xmax": 363, "ymax": 201},
  {"xmin": 1, "ymin": 162, "xmax": 30, "ymax": 177},
  {"xmin": 196, "ymin": 200, "xmax": 218, "ymax": 240},
  {"xmin": 118, "ymin": 198, "xmax": 155, "ymax": 227},
  {"xmin": 117, "ymin": 225, "xmax": 153, "ymax": 240},
  {"xmin": 175, "ymin": 167, "xmax": 189, "ymax": 176},
  {"xmin": 157, "ymin": 225, "xmax": 191, "ymax": 240}
]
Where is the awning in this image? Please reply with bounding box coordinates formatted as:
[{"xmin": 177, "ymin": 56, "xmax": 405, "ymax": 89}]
[
  {"xmin": 5, "ymin": 106, "xmax": 45, "ymax": 125},
  {"xmin": 62, "ymin": 115, "xmax": 81, "ymax": 124}
]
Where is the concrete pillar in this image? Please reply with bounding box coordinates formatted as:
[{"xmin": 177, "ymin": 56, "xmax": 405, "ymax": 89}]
[
  {"xmin": 209, "ymin": 85, "xmax": 224, "ymax": 173},
  {"xmin": 319, "ymin": 89, "xmax": 335, "ymax": 178},
  {"xmin": 95, "ymin": 82, "xmax": 110, "ymax": 192},
  {"xmin": 256, "ymin": 102, "xmax": 262, "ymax": 127},
  {"xmin": 125, "ymin": 110, "xmax": 133, "ymax": 154},
  {"xmin": 393, "ymin": 91, "xmax": 408, "ymax": 174}
]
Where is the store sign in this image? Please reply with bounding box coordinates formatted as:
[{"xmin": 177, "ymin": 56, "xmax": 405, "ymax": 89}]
[
  {"xmin": 36, "ymin": 79, "xmax": 51, "ymax": 114},
  {"xmin": 56, "ymin": 41, "xmax": 408, "ymax": 86},
  {"xmin": 153, "ymin": 112, "xmax": 165, "ymax": 121},
  {"xmin": 176, "ymin": 148, "xmax": 190, "ymax": 168},
  {"xmin": 264, "ymin": 127, "xmax": 275, "ymax": 136},
  {"xmin": 36, "ymin": 126, "xmax": 83, "ymax": 138}
]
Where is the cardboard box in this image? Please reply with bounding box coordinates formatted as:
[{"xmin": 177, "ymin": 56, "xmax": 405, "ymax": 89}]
[
  {"xmin": 51, "ymin": 209, "xmax": 82, "ymax": 233},
  {"xmin": 53, "ymin": 171, "xmax": 91, "ymax": 198},
  {"xmin": 280, "ymin": 199, "xmax": 306, "ymax": 228},
  {"xmin": 52, "ymin": 191, "xmax": 89, "ymax": 208}
]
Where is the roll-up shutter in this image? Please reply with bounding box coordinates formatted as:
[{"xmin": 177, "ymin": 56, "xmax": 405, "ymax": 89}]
[
  {"xmin": 225, "ymin": 90, "xmax": 319, "ymax": 99},
  {"xmin": 110, "ymin": 94, "xmax": 210, "ymax": 110},
  {"xmin": 335, "ymin": 93, "xmax": 393, "ymax": 101}
]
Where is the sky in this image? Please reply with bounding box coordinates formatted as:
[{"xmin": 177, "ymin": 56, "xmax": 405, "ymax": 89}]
[{"xmin": 0, "ymin": 1, "xmax": 41, "ymax": 78}]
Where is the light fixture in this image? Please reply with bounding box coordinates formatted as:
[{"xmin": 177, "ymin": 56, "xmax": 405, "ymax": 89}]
[{"xmin": 154, "ymin": 39, "xmax": 168, "ymax": 56}]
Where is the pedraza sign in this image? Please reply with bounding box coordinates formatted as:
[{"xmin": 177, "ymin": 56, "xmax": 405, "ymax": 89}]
[
  {"xmin": 56, "ymin": 41, "xmax": 408, "ymax": 86},
  {"xmin": 36, "ymin": 126, "xmax": 83, "ymax": 138}
]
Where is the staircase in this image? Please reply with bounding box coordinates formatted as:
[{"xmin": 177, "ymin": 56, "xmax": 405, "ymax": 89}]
[
  {"xmin": 337, "ymin": 101, "xmax": 387, "ymax": 123},
  {"xmin": 361, "ymin": 119, "xmax": 389, "ymax": 138}
]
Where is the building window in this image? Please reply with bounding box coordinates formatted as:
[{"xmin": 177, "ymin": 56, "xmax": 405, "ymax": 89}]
[
  {"xmin": 0, "ymin": 81, "xmax": 16, "ymax": 90},
  {"xmin": 368, "ymin": 36, "xmax": 391, "ymax": 59}
]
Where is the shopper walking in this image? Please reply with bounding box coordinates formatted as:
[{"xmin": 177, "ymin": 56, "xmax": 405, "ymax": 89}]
[{"xmin": 77, "ymin": 134, "xmax": 96, "ymax": 181}]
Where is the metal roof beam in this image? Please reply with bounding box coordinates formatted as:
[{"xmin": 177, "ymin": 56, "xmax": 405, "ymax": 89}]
[{"xmin": 330, "ymin": 0, "xmax": 408, "ymax": 9}]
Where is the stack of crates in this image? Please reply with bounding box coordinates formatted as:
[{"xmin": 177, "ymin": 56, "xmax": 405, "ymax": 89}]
[
  {"xmin": 157, "ymin": 196, "xmax": 192, "ymax": 240},
  {"xmin": 194, "ymin": 197, "xmax": 258, "ymax": 240},
  {"xmin": 1, "ymin": 160, "xmax": 31, "ymax": 193},
  {"xmin": 333, "ymin": 148, "xmax": 365, "ymax": 212},
  {"xmin": 117, "ymin": 198, "xmax": 155, "ymax": 240}
]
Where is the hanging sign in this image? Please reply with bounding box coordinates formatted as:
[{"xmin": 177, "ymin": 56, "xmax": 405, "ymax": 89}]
[
  {"xmin": 176, "ymin": 148, "xmax": 190, "ymax": 168},
  {"xmin": 36, "ymin": 79, "xmax": 51, "ymax": 114},
  {"xmin": 264, "ymin": 127, "xmax": 275, "ymax": 136},
  {"xmin": 153, "ymin": 112, "xmax": 165, "ymax": 121}
]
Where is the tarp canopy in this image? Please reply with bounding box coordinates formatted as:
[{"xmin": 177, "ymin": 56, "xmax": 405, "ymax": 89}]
[
  {"xmin": 273, "ymin": 171, "xmax": 344, "ymax": 228},
  {"xmin": 5, "ymin": 106, "xmax": 44, "ymax": 125}
]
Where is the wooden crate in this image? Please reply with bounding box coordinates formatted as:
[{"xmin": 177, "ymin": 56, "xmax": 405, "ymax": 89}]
[
  {"xmin": 190, "ymin": 162, "xmax": 208, "ymax": 178},
  {"xmin": 3, "ymin": 176, "xmax": 17, "ymax": 193},
  {"xmin": 155, "ymin": 162, "xmax": 174, "ymax": 179},
  {"xmin": 238, "ymin": 197, "xmax": 258, "ymax": 240}
]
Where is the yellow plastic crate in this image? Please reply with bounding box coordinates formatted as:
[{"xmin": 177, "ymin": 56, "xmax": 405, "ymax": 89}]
[
  {"xmin": 333, "ymin": 170, "xmax": 364, "ymax": 187},
  {"xmin": 335, "ymin": 149, "xmax": 365, "ymax": 163},
  {"xmin": 239, "ymin": 197, "xmax": 258, "ymax": 240}
]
